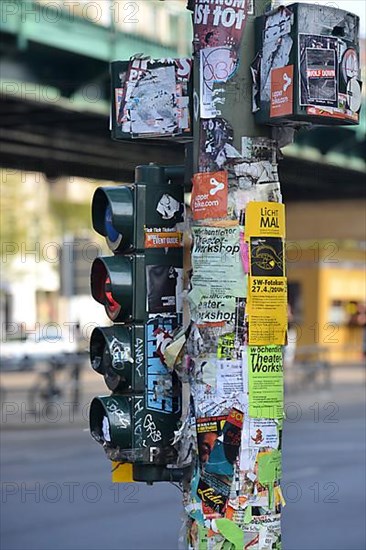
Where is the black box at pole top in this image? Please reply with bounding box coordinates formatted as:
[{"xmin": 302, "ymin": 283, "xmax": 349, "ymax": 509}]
[{"xmin": 254, "ymin": 2, "xmax": 362, "ymax": 126}]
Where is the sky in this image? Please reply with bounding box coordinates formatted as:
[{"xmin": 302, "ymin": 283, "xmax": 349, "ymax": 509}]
[{"xmin": 281, "ymin": 0, "xmax": 366, "ymax": 36}]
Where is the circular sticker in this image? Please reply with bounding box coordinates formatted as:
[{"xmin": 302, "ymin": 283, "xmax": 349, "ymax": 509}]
[
  {"xmin": 341, "ymin": 49, "xmax": 359, "ymax": 80},
  {"xmin": 346, "ymin": 78, "xmax": 362, "ymax": 113}
]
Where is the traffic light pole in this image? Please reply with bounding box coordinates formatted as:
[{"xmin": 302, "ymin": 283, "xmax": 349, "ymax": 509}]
[{"xmin": 183, "ymin": 1, "xmax": 286, "ymax": 548}]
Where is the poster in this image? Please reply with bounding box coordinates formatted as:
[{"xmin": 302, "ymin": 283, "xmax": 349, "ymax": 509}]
[
  {"xmin": 193, "ymin": 0, "xmax": 250, "ymax": 53},
  {"xmin": 190, "ymin": 226, "xmax": 246, "ymax": 325},
  {"xmin": 299, "ymin": 34, "xmax": 338, "ymax": 107},
  {"xmin": 191, "ymin": 171, "xmax": 228, "ymax": 220},
  {"xmin": 248, "ymin": 346, "xmax": 284, "ymax": 419}
]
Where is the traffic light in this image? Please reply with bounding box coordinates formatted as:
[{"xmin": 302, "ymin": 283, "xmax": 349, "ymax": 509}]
[{"xmin": 89, "ymin": 164, "xmax": 186, "ymax": 483}]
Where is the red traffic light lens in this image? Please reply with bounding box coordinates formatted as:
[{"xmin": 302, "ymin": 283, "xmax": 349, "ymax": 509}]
[{"xmin": 104, "ymin": 276, "xmax": 121, "ymax": 320}]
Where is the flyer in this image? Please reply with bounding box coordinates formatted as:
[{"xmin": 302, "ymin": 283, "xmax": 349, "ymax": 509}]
[
  {"xmin": 248, "ymin": 346, "xmax": 284, "ymax": 419},
  {"xmin": 245, "ymin": 202, "xmax": 286, "ymax": 239},
  {"xmin": 247, "ymin": 276, "xmax": 287, "ymax": 345},
  {"xmin": 242, "ymin": 418, "xmax": 279, "ymax": 450},
  {"xmin": 190, "ymin": 226, "xmax": 247, "ymax": 325}
]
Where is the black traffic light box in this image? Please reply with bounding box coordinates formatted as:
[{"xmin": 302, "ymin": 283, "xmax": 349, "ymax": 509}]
[
  {"xmin": 254, "ymin": 3, "xmax": 361, "ymax": 126},
  {"xmin": 90, "ymin": 165, "xmax": 185, "ymax": 324},
  {"xmin": 89, "ymin": 164, "xmax": 186, "ymax": 483}
]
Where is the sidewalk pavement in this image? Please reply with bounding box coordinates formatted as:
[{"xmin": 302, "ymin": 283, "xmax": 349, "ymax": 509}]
[{"xmin": 0, "ymin": 364, "xmax": 365, "ymax": 430}]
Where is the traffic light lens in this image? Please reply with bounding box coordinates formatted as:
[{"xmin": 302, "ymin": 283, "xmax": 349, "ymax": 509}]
[
  {"xmin": 105, "ymin": 276, "xmax": 121, "ymax": 320},
  {"xmin": 105, "ymin": 205, "xmax": 120, "ymax": 244}
]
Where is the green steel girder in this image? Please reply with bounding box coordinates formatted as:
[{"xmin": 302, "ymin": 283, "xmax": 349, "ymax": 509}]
[{"xmin": 0, "ymin": 0, "xmax": 184, "ymax": 61}]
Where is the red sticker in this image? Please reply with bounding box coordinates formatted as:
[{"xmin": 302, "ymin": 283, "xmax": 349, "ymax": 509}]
[{"xmin": 191, "ymin": 171, "xmax": 228, "ymax": 220}]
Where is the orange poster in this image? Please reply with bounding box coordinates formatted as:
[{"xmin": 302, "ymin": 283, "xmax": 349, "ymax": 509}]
[
  {"xmin": 270, "ymin": 65, "xmax": 294, "ymax": 118},
  {"xmin": 191, "ymin": 171, "xmax": 228, "ymax": 220}
]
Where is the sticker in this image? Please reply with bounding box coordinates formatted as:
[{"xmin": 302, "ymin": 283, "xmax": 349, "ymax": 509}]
[
  {"xmin": 346, "ymin": 78, "xmax": 362, "ymax": 113},
  {"xmin": 260, "ymin": 7, "xmax": 294, "ymax": 103},
  {"xmin": 242, "ymin": 418, "xmax": 279, "ymax": 450},
  {"xmin": 191, "ymin": 171, "xmax": 228, "ymax": 220},
  {"xmin": 145, "ymin": 231, "xmax": 183, "ymax": 249},
  {"xmin": 270, "ymin": 65, "xmax": 294, "ymax": 118},
  {"xmin": 113, "ymin": 57, "xmax": 191, "ymax": 138},
  {"xmin": 341, "ymin": 48, "xmax": 359, "ymax": 81},
  {"xmin": 248, "ymin": 346, "xmax": 284, "ymax": 419}
]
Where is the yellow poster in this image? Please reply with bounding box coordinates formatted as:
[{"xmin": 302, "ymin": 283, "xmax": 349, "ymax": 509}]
[
  {"xmin": 247, "ymin": 276, "xmax": 287, "ymax": 345},
  {"xmin": 245, "ymin": 202, "xmax": 285, "ymax": 239}
]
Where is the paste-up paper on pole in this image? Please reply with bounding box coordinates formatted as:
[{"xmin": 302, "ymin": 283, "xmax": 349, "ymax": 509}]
[
  {"xmin": 248, "ymin": 346, "xmax": 284, "ymax": 419},
  {"xmin": 190, "ymin": 226, "xmax": 247, "ymax": 325},
  {"xmin": 193, "ymin": 0, "xmax": 250, "ymax": 53},
  {"xmin": 245, "ymin": 202, "xmax": 285, "ymax": 239}
]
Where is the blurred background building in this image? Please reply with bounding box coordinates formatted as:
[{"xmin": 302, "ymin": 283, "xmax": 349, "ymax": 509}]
[{"xmin": 0, "ymin": 0, "xmax": 365, "ymax": 365}]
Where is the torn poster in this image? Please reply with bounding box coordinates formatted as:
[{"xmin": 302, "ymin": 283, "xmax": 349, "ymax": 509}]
[
  {"xmin": 260, "ymin": 7, "xmax": 294, "ymax": 103},
  {"xmin": 111, "ymin": 57, "xmax": 192, "ymax": 139},
  {"xmin": 190, "ymin": 226, "xmax": 247, "ymax": 325},
  {"xmin": 193, "ymin": 0, "xmax": 250, "ymax": 54},
  {"xmin": 196, "ymin": 415, "xmax": 227, "ymax": 466},
  {"xmin": 199, "ymin": 118, "xmax": 236, "ymax": 172},
  {"xmin": 191, "ymin": 171, "xmax": 228, "ymax": 220},
  {"xmin": 200, "ymin": 47, "xmax": 237, "ymax": 118},
  {"xmin": 248, "ymin": 346, "xmax": 284, "ymax": 419}
]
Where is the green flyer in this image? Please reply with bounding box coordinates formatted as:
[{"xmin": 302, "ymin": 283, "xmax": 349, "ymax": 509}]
[{"xmin": 248, "ymin": 346, "xmax": 284, "ymax": 418}]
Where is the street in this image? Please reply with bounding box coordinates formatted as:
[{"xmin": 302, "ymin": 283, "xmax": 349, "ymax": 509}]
[{"xmin": 1, "ymin": 368, "xmax": 365, "ymax": 550}]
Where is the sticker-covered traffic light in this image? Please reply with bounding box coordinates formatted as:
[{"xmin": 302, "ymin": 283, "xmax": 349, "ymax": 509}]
[{"xmin": 89, "ymin": 164, "xmax": 186, "ymax": 483}]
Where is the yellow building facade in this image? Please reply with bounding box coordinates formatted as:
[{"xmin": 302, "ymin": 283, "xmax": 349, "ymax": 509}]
[{"xmin": 287, "ymin": 199, "xmax": 366, "ymax": 364}]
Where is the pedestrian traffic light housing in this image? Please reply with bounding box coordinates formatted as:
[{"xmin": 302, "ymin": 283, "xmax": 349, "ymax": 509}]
[{"xmin": 89, "ymin": 165, "xmax": 186, "ymax": 483}]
